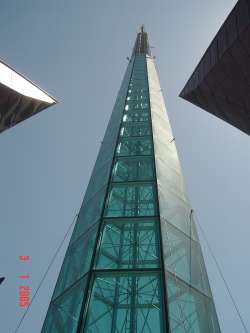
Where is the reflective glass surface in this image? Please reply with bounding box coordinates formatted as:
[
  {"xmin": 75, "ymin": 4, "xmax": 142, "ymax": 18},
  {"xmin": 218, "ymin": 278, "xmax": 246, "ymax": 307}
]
[
  {"xmin": 124, "ymin": 101, "xmax": 149, "ymax": 111},
  {"xmin": 116, "ymin": 137, "xmax": 152, "ymax": 156},
  {"xmin": 120, "ymin": 122, "xmax": 151, "ymax": 137},
  {"xmin": 70, "ymin": 186, "xmax": 106, "ymax": 243},
  {"xmin": 84, "ymin": 158, "xmax": 112, "ymax": 202},
  {"xmin": 42, "ymin": 276, "xmax": 87, "ymax": 333},
  {"xmin": 43, "ymin": 51, "xmax": 221, "ymax": 333},
  {"xmin": 123, "ymin": 112, "xmax": 150, "ymax": 123},
  {"xmin": 53, "ymin": 224, "xmax": 98, "ymax": 299},
  {"xmin": 147, "ymin": 54, "xmax": 221, "ymax": 332},
  {"xmin": 112, "ymin": 157, "xmax": 154, "ymax": 182},
  {"xmin": 104, "ymin": 183, "xmax": 156, "ymax": 217},
  {"xmin": 159, "ymin": 187, "xmax": 198, "ymax": 241},
  {"xmin": 164, "ymin": 223, "xmax": 211, "ymax": 296},
  {"xmin": 167, "ymin": 274, "xmax": 220, "ymax": 333},
  {"xmin": 82, "ymin": 272, "xmax": 164, "ymax": 333},
  {"xmin": 95, "ymin": 219, "xmax": 160, "ymax": 269}
]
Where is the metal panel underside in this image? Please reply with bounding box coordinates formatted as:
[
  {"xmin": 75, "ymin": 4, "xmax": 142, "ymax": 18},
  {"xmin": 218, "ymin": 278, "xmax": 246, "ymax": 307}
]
[
  {"xmin": 0, "ymin": 82, "xmax": 53, "ymax": 133},
  {"xmin": 180, "ymin": 0, "xmax": 250, "ymax": 135}
]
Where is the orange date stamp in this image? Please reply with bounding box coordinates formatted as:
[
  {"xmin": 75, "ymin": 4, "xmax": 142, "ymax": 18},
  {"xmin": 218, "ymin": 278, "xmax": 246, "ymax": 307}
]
[{"xmin": 19, "ymin": 256, "xmax": 30, "ymax": 307}]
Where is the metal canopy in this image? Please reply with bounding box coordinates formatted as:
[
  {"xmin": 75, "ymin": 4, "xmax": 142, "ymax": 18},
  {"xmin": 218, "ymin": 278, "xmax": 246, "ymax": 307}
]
[
  {"xmin": 180, "ymin": 0, "xmax": 250, "ymax": 135},
  {"xmin": 0, "ymin": 59, "xmax": 56, "ymax": 134}
]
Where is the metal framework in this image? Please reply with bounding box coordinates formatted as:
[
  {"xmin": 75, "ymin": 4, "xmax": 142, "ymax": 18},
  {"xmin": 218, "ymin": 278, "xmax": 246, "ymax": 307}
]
[{"xmin": 0, "ymin": 58, "xmax": 56, "ymax": 134}]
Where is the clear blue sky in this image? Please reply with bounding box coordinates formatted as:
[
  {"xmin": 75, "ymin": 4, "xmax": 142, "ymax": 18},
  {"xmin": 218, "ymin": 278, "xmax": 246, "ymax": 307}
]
[{"xmin": 1, "ymin": 1, "xmax": 249, "ymax": 332}]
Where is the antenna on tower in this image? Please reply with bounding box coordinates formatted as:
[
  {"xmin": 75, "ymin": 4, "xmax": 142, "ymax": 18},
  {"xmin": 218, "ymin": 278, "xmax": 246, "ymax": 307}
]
[{"xmin": 141, "ymin": 25, "xmax": 144, "ymax": 33}]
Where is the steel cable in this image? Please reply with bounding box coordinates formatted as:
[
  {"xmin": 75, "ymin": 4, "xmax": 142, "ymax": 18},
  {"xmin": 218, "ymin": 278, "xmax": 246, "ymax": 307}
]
[
  {"xmin": 14, "ymin": 213, "xmax": 78, "ymax": 333},
  {"xmin": 192, "ymin": 210, "xmax": 249, "ymax": 333}
]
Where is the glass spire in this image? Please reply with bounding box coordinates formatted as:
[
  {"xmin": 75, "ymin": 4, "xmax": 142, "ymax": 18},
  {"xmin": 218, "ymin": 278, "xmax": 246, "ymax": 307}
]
[{"xmin": 41, "ymin": 28, "xmax": 221, "ymax": 333}]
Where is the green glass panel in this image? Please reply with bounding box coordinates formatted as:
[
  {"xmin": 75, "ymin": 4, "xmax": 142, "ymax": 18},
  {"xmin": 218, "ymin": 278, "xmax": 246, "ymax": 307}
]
[
  {"xmin": 123, "ymin": 112, "xmax": 150, "ymax": 123},
  {"xmin": 92, "ymin": 52, "xmax": 135, "ymax": 169},
  {"xmin": 130, "ymin": 77, "xmax": 147, "ymax": 87},
  {"xmin": 116, "ymin": 137, "xmax": 152, "ymax": 156},
  {"xmin": 82, "ymin": 272, "xmax": 164, "ymax": 333},
  {"xmin": 156, "ymin": 157, "xmax": 187, "ymax": 203},
  {"xmin": 126, "ymin": 95, "xmax": 148, "ymax": 102},
  {"xmin": 131, "ymin": 73, "xmax": 146, "ymax": 77},
  {"xmin": 120, "ymin": 122, "xmax": 151, "ymax": 137},
  {"xmin": 42, "ymin": 276, "xmax": 87, "ymax": 333},
  {"xmin": 132, "ymin": 66, "xmax": 146, "ymax": 70},
  {"xmin": 124, "ymin": 101, "xmax": 149, "ymax": 111},
  {"xmin": 53, "ymin": 224, "xmax": 98, "ymax": 299},
  {"xmin": 130, "ymin": 72, "xmax": 147, "ymax": 77},
  {"xmin": 129, "ymin": 82, "xmax": 147, "ymax": 89},
  {"xmin": 112, "ymin": 157, "xmax": 154, "ymax": 182},
  {"xmin": 127, "ymin": 88, "xmax": 148, "ymax": 96},
  {"xmin": 84, "ymin": 158, "xmax": 112, "ymax": 202},
  {"xmin": 164, "ymin": 223, "xmax": 211, "ymax": 296},
  {"xmin": 104, "ymin": 183, "xmax": 156, "ymax": 217},
  {"xmin": 95, "ymin": 219, "xmax": 160, "ymax": 269},
  {"xmin": 131, "ymin": 71, "xmax": 146, "ymax": 75},
  {"xmin": 131, "ymin": 67, "xmax": 146, "ymax": 72},
  {"xmin": 70, "ymin": 186, "xmax": 106, "ymax": 243},
  {"xmin": 159, "ymin": 188, "xmax": 198, "ymax": 241},
  {"xmin": 133, "ymin": 68, "xmax": 146, "ymax": 71},
  {"xmin": 167, "ymin": 273, "xmax": 221, "ymax": 333},
  {"xmin": 130, "ymin": 70, "xmax": 146, "ymax": 75}
]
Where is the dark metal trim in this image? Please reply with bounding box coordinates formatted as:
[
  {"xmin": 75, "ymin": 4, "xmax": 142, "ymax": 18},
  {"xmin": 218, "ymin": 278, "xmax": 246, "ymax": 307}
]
[{"xmin": 132, "ymin": 26, "xmax": 151, "ymax": 56}]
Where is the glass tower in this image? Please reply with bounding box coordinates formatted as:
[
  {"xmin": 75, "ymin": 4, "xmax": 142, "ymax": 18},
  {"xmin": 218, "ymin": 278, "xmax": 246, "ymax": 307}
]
[{"xmin": 41, "ymin": 27, "xmax": 221, "ymax": 333}]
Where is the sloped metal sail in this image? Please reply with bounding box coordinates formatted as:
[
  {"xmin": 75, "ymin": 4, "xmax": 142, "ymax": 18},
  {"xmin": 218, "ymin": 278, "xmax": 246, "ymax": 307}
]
[
  {"xmin": 0, "ymin": 59, "xmax": 56, "ymax": 134},
  {"xmin": 41, "ymin": 28, "xmax": 221, "ymax": 332},
  {"xmin": 180, "ymin": 0, "xmax": 250, "ymax": 135}
]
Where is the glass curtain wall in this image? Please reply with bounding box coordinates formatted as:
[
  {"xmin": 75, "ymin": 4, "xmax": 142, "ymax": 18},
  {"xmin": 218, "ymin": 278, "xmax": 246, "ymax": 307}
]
[
  {"xmin": 41, "ymin": 47, "xmax": 136, "ymax": 333},
  {"xmin": 146, "ymin": 55, "xmax": 221, "ymax": 333},
  {"xmin": 41, "ymin": 53, "xmax": 166, "ymax": 332},
  {"xmin": 81, "ymin": 55, "xmax": 166, "ymax": 333},
  {"xmin": 42, "ymin": 29, "xmax": 221, "ymax": 333}
]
